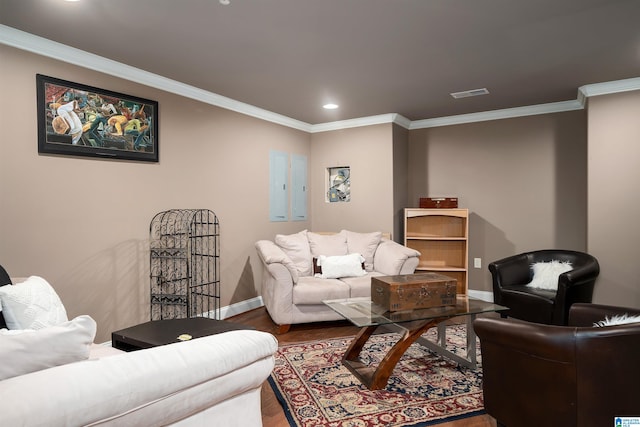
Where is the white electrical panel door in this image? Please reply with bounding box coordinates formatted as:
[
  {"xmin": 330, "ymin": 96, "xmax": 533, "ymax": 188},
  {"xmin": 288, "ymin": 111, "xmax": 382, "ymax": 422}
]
[
  {"xmin": 269, "ymin": 150, "xmax": 288, "ymax": 222},
  {"xmin": 291, "ymin": 154, "xmax": 307, "ymax": 221}
]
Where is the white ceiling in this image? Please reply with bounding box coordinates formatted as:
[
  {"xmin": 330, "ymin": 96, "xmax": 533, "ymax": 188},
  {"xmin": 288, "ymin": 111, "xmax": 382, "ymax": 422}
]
[{"xmin": 1, "ymin": 0, "xmax": 639, "ymax": 125}]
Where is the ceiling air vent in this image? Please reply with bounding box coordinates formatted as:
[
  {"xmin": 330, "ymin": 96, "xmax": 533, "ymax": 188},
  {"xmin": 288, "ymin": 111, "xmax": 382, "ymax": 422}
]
[{"xmin": 450, "ymin": 88, "xmax": 490, "ymax": 99}]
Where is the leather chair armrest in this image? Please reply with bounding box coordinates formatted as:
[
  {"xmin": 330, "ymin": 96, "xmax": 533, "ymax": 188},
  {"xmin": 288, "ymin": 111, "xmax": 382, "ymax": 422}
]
[
  {"xmin": 474, "ymin": 317, "xmax": 577, "ymax": 361},
  {"xmin": 554, "ymin": 262, "xmax": 599, "ymax": 325},
  {"xmin": 558, "ymin": 258, "xmax": 600, "ymax": 290},
  {"xmin": 488, "ymin": 253, "xmax": 532, "ymax": 302}
]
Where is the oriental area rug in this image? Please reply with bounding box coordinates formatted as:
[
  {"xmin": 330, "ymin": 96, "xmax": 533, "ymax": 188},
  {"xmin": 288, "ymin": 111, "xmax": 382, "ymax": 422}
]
[{"xmin": 268, "ymin": 324, "xmax": 485, "ymax": 427}]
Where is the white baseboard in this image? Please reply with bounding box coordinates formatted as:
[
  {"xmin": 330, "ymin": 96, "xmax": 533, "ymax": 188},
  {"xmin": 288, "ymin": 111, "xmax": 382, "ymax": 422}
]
[
  {"xmin": 197, "ymin": 297, "xmax": 264, "ymax": 320},
  {"xmin": 219, "ymin": 296, "xmax": 264, "ymax": 319},
  {"xmin": 468, "ymin": 290, "xmax": 494, "ymax": 302}
]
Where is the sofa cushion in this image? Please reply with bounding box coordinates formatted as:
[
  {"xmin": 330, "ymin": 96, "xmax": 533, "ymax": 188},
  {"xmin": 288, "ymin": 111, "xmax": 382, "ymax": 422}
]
[
  {"xmin": 0, "ymin": 315, "xmax": 96, "ymax": 380},
  {"xmin": 308, "ymin": 231, "xmax": 348, "ymax": 258},
  {"xmin": 345, "ymin": 230, "xmax": 382, "ymax": 272},
  {"xmin": 292, "ymin": 276, "xmax": 350, "ymax": 304},
  {"xmin": 341, "ymin": 271, "xmax": 385, "ymax": 298},
  {"xmin": 315, "ymin": 253, "xmax": 366, "ymax": 279},
  {"xmin": 0, "ymin": 276, "xmax": 68, "ymax": 330},
  {"xmin": 275, "ymin": 229, "xmax": 312, "ymax": 277}
]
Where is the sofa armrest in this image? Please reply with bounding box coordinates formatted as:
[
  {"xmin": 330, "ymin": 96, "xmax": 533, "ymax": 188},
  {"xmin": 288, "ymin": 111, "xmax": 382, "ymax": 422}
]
[
  {"xmin": 0, "ymin": 329, "xmax": 278, "ymax": 426},
  {"xmin": 255, "ymin": 240, "xmax": 298, "ymax": 283},
  {"xmin": 373, "ymin": 239, "xmax": 420, "ymax": 275}
]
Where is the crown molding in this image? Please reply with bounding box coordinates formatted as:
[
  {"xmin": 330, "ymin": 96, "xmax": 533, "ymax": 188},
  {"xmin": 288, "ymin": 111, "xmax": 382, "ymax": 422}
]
[
  {"xmin": 0, "ymin": 25, "xmax": 312, "ymax": 132},
  {"xmin": 579, "ymin": 77, "xmax": 640, "ymax": 98},
  {"xmin": 392, "ymin": 114, "xmax": 412, "ymax": 130},
  {"xmin": 409, "ymin": 100, "xmax": 584, "ymax": 129},
  {"xmin": 309, "ymin": 113, "xmax": 411, "ymax": 133},
  {"xmin": 2, "ymin": 24, "xmax": 638, "ymax": 134}
]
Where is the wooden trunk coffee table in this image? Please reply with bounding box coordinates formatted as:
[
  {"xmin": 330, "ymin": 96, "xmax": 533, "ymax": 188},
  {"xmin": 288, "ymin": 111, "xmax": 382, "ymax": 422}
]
[
  {"xmin": 112, "ymin": 317, "xmax": 251, "ymax": 352},
  {"xmin": 324, "ymin": 295, "xmax": 507, "ymax": 390}
]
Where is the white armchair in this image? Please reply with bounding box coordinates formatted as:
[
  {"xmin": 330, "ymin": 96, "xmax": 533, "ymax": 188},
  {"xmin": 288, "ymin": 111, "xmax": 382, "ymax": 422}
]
[{"xmin": 0, "ymin": 269, "xmax": 278, "ymax": 426}]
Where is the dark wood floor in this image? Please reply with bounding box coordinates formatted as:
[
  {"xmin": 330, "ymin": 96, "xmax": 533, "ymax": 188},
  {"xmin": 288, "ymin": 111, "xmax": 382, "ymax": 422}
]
[{"xmin": 228, "ymin": 307, "xmax": 497, "ymax": 427}]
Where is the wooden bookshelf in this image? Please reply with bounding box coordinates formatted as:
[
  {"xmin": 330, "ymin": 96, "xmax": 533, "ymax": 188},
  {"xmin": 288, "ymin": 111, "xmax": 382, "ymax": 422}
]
[{"xmin": 404, "ymin": 208, "xmax": 469, "ymax": 295}]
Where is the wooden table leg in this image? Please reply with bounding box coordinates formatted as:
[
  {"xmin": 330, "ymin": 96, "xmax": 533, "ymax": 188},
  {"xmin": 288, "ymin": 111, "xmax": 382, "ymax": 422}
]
[
  {"xmin": 343, "ymin": 325, "xmax": 377, "ymax": 361},
  {"xmin": 342, "ymin": 319, "xmax": 439, "ymax": 390}
]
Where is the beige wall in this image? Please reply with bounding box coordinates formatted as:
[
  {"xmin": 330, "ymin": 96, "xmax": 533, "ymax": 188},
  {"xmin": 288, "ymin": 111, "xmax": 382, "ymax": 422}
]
[
  {"xmin": 0, "ymin": 45, "xmax": 311, "ymax": 341},
  {"xmin": 408, "ymin": 111, "xmax": 588, "ymax": 293},
  {"xmin": 310, "ymin": 124, "xmax": 396, "ymax": 235},
  {"xmin": 2, "ymin": 42, "xmax": 638, "ymax": 341},
  {"xmin": 587, "ymin": 90, "xmax": 640, "ymax": 307},
  {"xmin": 392, "ymin": 124, "xmax": 410, "ymax": 242}
]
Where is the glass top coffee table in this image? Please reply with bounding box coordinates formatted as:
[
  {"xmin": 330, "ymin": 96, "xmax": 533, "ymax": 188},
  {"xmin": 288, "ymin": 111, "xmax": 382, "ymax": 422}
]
[{"xmin": 324, "ymin": 295, "xmax": 508, "ymax": 390}]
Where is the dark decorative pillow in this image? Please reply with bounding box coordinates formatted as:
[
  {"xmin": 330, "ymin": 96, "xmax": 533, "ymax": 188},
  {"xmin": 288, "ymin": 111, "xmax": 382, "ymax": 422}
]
[
  {"xmin": 0, "ymin": 265, "xmax": 11, "ymax": 287},
  {"xmin": 313, "ymin": 257, "xmax": 322, "ymax": 275},
  {"xmin": 0, "ymin": 264, "xmax": 13, "ymax": 329}
]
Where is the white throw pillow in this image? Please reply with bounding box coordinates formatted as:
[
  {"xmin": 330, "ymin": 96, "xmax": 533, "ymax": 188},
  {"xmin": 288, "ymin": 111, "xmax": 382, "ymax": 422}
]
[
  {"xmin": 526, "ymin": 261, "xmax": 573, "ymax": 290},
  {"xmin": 0, "ymin": 315, "xmax": 96, "ymax": 380},
  {"xmin": 344, "ymin": 230, "xmax": 382, "ymax": 272},
  {"xmin": 315, "ymin": 253, "xmax": 366, "ymax": 279},
  {"xmin": 0, "ymin": 276, "xmax": 68, "ymax": 330},
  {"xmin": 307, "ymin": 231, "xmax": 348, "ymax": 258},
  {"xmin": 275, "ymin": 230, "xmax": 313, "ymax": 277},
  {"xmin": 594, "ymin": 314, "xmax": 640, "ymax": 327}
]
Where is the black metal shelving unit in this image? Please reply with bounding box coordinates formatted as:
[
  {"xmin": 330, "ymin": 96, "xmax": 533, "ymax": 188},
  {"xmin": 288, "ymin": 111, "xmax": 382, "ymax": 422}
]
[{"xmin": 149, "ymin": 209, "xmax": 220, "ymax": 320}]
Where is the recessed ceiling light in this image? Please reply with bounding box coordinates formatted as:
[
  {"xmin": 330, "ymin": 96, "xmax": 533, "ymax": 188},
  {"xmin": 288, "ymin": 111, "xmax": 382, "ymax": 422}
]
[
  {"xmin": 323, "ymin": 103, "xmax": 339, "ymax": 110},
  {"xmin": 450, "ymin": 88, "xmax": 490, "ymax": 99}
]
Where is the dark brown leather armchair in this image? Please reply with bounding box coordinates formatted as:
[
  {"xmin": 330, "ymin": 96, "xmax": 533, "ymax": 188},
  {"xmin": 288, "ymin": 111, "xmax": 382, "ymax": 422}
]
[
  {"xmin": 474, "ymin": 303, "xmax": 640, "ymax": 427},
  {"xmin": 489, "ymin": 249, "xmax": 599, "ymax": 325}
]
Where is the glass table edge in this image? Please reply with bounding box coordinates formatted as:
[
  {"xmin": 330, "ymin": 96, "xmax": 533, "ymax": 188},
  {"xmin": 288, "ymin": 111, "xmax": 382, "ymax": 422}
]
[{"xmin": 323, "ymin": 295, "xmax": 508, "ymax": 328}]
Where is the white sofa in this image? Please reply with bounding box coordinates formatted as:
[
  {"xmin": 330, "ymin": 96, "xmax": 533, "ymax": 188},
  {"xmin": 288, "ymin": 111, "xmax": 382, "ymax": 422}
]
[
  {"xmin": 255, "ymin": 230, "xmax": 420, "ymax": 332},
  {"xmin": 0, "ymin": 273, "xmax": 278, "ymax": 426}
]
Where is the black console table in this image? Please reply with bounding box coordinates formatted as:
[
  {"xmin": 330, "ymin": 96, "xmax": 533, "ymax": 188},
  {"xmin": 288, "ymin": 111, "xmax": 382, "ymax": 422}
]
[{"xmin": 112, "ymin": 317, "xmax": 251, "ymax": 352}]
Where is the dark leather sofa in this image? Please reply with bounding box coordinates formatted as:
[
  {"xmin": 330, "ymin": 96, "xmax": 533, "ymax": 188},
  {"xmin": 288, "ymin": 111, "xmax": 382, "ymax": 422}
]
[
  {"xmin": 474, "ymin": 303, "xmax": 640, "ymax": 427},
  {"xmin": 489, "ymin": 249, "xmax": 600, "ymax": 325}
]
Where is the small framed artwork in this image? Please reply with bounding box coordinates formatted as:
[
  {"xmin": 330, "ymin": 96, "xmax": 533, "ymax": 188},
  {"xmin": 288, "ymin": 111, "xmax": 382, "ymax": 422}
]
[
  {"xmin": 326, "ymin": 166, "xmax": 350, "ymax": 202},
  {"xmin": 36, "ymin": 74, "xmax": 159, "ymax": 162}
]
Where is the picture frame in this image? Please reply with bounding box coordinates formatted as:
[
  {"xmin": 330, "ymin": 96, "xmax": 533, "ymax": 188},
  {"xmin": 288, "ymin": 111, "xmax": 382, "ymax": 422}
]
[{"xmin": 36, "ymin": 74, "xmax": 159, "ymax": 162}]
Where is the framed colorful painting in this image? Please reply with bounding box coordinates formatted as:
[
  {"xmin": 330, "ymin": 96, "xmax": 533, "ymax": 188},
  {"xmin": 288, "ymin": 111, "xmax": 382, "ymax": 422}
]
[{"xmin": 36, "ymin": 74, "xmax": 159, "ymax": 162}]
